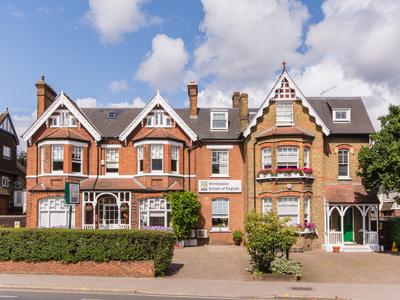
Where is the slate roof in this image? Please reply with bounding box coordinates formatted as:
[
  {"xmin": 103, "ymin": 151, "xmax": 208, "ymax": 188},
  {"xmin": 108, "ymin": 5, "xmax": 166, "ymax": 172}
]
[
  {"xmin": 79, "ymin": 178, "xmax": 145, "ymax": 190},
  {"xmin": 37, "ymin": 127, "xmax": 89, "ymax": 142},
  {"xmin": 256, "ymin": 126, "xmax": 314, "ymax": 139}
]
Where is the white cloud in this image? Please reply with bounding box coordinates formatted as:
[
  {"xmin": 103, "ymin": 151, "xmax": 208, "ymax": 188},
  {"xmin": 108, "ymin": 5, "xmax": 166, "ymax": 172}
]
[
  {"xmin": 109, "ymin": 80, "xmax": 129, "ymax": 93},
  {"xmin": 136, "ymin": 34, "xmax": 189, "ymax": 91},
  {"xmin": 85, "ymin": 0, "xmax": 160, "ymax": 44},
  {"xmin": 75, "ymin": 97, "xmax": 98, "ymax": 108},
  {"xmin": 37, "ymin": 6, "xmax": 64, "ymax": 15},
  {"xmin": 8, "ymin": 5, "xmax": 26, "ymax": 18},
  {"xmin": 12, "ymin": 110, "xmax": 37, "ymax": 150},
  {"xmin": 107, "ymin": 97, "xmax": 146, "ymax": 108}
]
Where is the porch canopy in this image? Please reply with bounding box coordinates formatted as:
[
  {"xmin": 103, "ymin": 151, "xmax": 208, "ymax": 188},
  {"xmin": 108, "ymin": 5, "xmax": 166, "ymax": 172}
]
[{"xmin": 324, "ymin": 183, "xmax": 379, "ymax": 250}]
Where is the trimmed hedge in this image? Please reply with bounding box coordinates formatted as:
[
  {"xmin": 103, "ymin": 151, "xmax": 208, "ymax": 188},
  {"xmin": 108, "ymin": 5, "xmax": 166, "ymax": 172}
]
[{"xmin": 0, "ymin": 228, "xmax": 175, "ymax": 276}]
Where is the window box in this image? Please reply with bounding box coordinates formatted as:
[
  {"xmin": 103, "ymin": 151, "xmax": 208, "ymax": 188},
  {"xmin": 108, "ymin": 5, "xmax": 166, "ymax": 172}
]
[{"xmin": 257, "ymin": 168, "xmax": 313, "ymax": 180}]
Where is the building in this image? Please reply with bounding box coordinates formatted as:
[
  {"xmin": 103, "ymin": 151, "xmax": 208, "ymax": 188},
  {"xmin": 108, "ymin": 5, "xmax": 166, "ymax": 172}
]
[
  {"xmin": 22, "ymin": 67, "xmax": 378, "ymax": 250},
  {"xmin": 0, "ymin": 109, "xmax": 25, "ymax": 217}
]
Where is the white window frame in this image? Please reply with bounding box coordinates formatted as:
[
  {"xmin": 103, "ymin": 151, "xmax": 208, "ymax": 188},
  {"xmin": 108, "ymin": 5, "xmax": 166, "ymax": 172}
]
[
  {"xmin": 14, "ymin": 180, "xmax": 22, "ymax": 190},
  {"xmin": 304, "ymin": 197, "xmax": 311, "ymax": 223},
  {"xmin": 262, "ymin": 148, "xmax": 272, "ymax": 169},
  {"xmin": 137, "ymin": 145, "xmax": 144, "ymax": 174},
  {"xmin": 211, "ymin": 150, "xmax": 229, "ymax": 177},
  {"xmin": 50, "ymin": 110, "xmax": 78, "ymax": 128},
  {"xmin": 171, "ymin": 145, "xmax": 179, "ymax": 174},
  {"xmin": 276, "ymin": 101, "xmax": 293, "ymax": 126},
  {"xmin": 151, "ymin": 144, "xmax": 164, "ymax": 173},
  {"xmin": 210, "ymin": 111, "xmax": 228, "ymax": 131},
  {"xmin": 263, "ymin": 198, "xmax": 272, "ymax": 214},
  {"xmin": 338, "ymin": 149, "xmax": 350, "ymax": 179},
  {"xmin": 38, "ymin": 198, "xmax": 75, "ymax": 228},
  {"xmin": 72, "ymin": 146, "xmax": 82, "ymax": 174},
  {"xmin": 3, "ymin": 145, "xmax": 11, "ymax": 159},
  {"xmin": 211, "ymin": 198, "xmax": 229, "ymax": 231},
  {"xmin": 277, "ymin": 197, "xmax": 300, "ymax": 226},
  {"xmin": 1, "ymin": 176, "xmax": 9, "ymax": 188},
  {"xmin": 146, "ymin": 110, "xmax": 172, "ymax": 128},
  {"xmin": 105, "ymin": 148, "xmax": 119, "ymax": 175},
  {"xmin": 304, "ymin": 147, "xmax": 310, "ymax": 168},
  {"xmin": 277, "ymin": 147, "xmax": 299, "ymax": 169},
  {"xmin": 333, "ymin": 109, "xmax": 351, "ymax": 123},
  {"xmin": 51, "ymin": 145, "xmax": 64, "ymax": 174},
  {"xmin": 40, "ymin": 145, "xmax": 45, "ymax": 174},
  {"xmin": 139, "ymin": 198, "xmax": 171, "ymax": 229}
]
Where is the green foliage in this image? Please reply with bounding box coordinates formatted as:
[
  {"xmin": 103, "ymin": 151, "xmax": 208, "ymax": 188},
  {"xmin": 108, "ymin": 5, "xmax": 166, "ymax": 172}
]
[
  {"xmin": 270, "ymin": 257, "xmax": 301, "ymax": 276},
  {"xmin": 0, "ymin": 228, "xmax": 175, "ymax": 276},
  {"xmin": 244, "ymin": 211, "xmax": 297, "ymax": 273},
  {"xmin": 164, "ymin": 191, "xmax": 201, "ymax": 241},
  {"xmin": 390, "ymin": 218, "xmax": 400, "ymax": 245},
  {"xmin": 232, "ymin": 230, "xmax": 243, "ymax": 242},
  {"xmin": 358, "ymin": 104, "xmax": 400, "ymax": 195}
]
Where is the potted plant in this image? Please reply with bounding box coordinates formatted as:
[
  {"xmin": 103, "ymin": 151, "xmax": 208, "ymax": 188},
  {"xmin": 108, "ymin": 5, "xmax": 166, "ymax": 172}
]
[{"xmin": 233, "ymin": 230, "xmax": 243, "ymax": 246}]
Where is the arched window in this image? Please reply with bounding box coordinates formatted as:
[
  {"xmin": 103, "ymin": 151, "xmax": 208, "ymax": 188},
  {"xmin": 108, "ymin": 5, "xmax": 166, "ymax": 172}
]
[
  {"xmin": 38, "ymin": 198, "xmax": 74, "ymax": 228},
  {"xmin": 139, "ymin": 198, "xmax": 171, "ymax": 228}
]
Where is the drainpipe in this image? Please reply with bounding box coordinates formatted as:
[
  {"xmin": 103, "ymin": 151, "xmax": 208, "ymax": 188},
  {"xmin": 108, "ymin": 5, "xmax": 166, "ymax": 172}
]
[
  {"xmin": 253, "ymin": 140, "xmax": 257, "ymax": 211},
  {"xmin": 182, "ymin": 144, "xmax": 186, "ymax": 189},
  {"xmin": 35, "ymin": 143, "xmax": 38, "ymax": 185},
  {"xmin": 188, "ymin": 141, "xmax": 200, "ymax": 191}
]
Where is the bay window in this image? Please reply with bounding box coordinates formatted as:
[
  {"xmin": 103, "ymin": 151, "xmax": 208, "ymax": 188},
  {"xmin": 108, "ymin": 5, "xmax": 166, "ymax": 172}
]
[
  {"xmin": 278, "ymin": 197, "xmax": 299, "ymax": 226},
  {"xmin": 262, "ymin": 148, "xmax": 272, "ymax": 169},
  {"xmin": 151, "ymin": 144, "xmax": 163, "ymax": 172},
  {"xmin": 212, "ymin": 199, "xmax": 229, "ymax": 231},
  {"xmin": 277, "ymin": 147, "xmax": 298, "ymax": 169},
  {"xmin": 137, "ymin": 145, "xmax": 144, "ymax": 173},
  {"xmin": 171, "ymin": 145, "xmax": 178, "ymax": 173},
  {"xmin": 304, "ymin": 197, "xmax": 311, "ymax": 223},
  {"xmin": 338, "ymin": 149, "xmax": 350, "ymax": 178},
  {"xmin": 304, "ymin": 147, "xmax": 310, "ymax": 168},
  {"xmin": 40, "ymin": 146, "xmax": 45, "ymax": 174},
  {"xmin": 51, "ymin": 145, "xmax": 64, "ymax": 173},
  {"xmin": 139, "ymin": 198, "xmax": 171, "ymax": 228},
  {"xmin": 105, "ymin": 148, "xmax": 119, "ymax": 174},
  {"xmin": 72, "ymin": 146, "xmax": 82, "ymax": 174},
  {"xmin": 211, "ymin": 150, "xmax": 228, "ymax": 176}
]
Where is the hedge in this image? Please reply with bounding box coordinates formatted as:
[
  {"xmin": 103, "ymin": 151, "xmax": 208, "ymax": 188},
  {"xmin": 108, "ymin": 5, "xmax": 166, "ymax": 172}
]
[{"xmin": 0, "ymin": 228, "xmax": 176, "ymax": 276}]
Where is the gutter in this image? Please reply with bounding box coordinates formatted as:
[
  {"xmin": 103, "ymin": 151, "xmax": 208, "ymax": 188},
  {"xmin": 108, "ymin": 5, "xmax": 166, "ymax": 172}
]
[{"xmin": 188, "ymin": 141, "xmax": 201, "ymax": 191}]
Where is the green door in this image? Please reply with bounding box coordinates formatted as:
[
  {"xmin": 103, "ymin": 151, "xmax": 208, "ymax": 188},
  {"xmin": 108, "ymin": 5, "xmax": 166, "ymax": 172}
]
[{"xmin": 344, "ymin": 208, "xmax": 354, "ymax": 242}]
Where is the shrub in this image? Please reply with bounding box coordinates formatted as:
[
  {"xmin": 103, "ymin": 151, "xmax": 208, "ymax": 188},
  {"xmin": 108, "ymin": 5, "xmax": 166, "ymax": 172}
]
[
  {"xmin": 0, "ymin": 228, "xmax": 175, "ymax": 276},
  {"xmin": 232, "ymin": 230, "xmax": 243, "ymax": 242},
  {"xmin": 270, "ymin": 257, "xmax": 301, "ymax": 276},
  {"xmin": 165, "ymin": 191, "xmax": 201, "ymax": 241},
  {"xmin": 390, "ymin": 217, "xmax": 400, "ymax": 245},
  {"xmin": 244, "ymin": 211, "xmax": 297, "ymax": 273}
]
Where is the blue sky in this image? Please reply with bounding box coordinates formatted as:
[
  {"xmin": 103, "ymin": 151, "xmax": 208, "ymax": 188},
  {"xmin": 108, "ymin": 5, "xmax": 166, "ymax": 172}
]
[{"xmin": 1, "ymin": 0, "xmax": 399, "ymax": 146}]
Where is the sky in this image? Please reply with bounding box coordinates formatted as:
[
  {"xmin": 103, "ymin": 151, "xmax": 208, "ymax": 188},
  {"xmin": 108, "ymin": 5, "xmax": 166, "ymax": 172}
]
[{"xmin": 1, "ymin": 0, "xmax": 399, "ymax": 150}]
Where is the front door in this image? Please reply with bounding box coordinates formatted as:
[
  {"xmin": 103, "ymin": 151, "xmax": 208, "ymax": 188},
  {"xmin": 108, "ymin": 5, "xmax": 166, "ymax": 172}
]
[
  {"xmin": 344, "ymin": 207, "xmax": 354, "ymax": 242},
  {"xmin": 99, "ymin": 203, "xmax": 118, "ymax": 228}
]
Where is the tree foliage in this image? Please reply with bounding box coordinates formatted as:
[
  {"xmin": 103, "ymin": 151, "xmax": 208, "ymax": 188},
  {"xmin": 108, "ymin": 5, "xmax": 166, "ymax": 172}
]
[
  {"xmin": 358, "ymin": 104, "xmax": 400, "ymax": 196},
  {"xmin": 164, "ymin": 191, "xmax": 201, "ymax": 241},
  {"xmin": 244, "ymin": 211, "xmax": 297, "ymax": 273},
  {"xmin": 17, "ymin": 151, "xmax": 27, "ymax": 167}
]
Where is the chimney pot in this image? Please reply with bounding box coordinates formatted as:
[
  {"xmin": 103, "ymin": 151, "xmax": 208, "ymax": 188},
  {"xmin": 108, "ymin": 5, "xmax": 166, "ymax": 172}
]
[
  {"xmin": 187, "ymin": 82, "xmax": 198, "ymax": 118},
  {"xmin": 232, "ymin": 92, "xmax": 240, "ymax": 108}
]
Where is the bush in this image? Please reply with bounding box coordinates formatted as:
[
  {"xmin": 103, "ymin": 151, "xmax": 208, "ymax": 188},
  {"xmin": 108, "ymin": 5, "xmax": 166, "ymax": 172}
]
[
  {"xmin": 270, "ymin": 257, "xmax": 301, "ymax": 276},
  {"xmin": 390, "ymin": 217, "xmax": 400, "ymax": 245},
  {"xmin": 0, "ymin": 228, "xmax": 175, "ymax": 276},
  {"xmin": 244, "ymin": 211, "xmax": 297, "ymax": 273},
  {"xmin": 232, "ymin": 230, "xmax": 243, "ymax": 242},
  {"xmin": 165, "ymin": 191, "xmax": 201, "ymax": 241}
]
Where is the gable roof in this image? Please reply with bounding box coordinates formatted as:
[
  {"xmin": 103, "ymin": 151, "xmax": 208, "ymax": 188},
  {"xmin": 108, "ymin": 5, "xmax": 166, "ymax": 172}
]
[
  {"xmin": 243, "ymin": 70, "xmax": 330, "ymax": 137},
  {"xmin": 307, "ymin": 97, "xmax": 375, "ymax": 135},
  {"xmin": 22, "ymin": 92, "xmax": 102, "ymax": 143},
  {"xmin": 119, "ymin": 91, "xmax": 198, "ymax": 142},
  {"xmin": 0, "ymin": 110, "xmax": 19, "ymax": 144}
]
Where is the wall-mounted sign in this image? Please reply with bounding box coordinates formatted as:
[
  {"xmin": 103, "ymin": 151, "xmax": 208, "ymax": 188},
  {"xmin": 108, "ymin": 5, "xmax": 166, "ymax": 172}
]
[
  {"xmin": 65, "ymin": 182, "xmax": 80, "ymax": 205},
  {"xmin": 198, "ymin": 180, "xmax": 241, "ymax": 193}
]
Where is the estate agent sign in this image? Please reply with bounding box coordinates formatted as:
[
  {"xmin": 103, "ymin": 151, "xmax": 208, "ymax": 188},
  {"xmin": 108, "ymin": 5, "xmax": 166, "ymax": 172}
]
[{"xmin": 198, "ymin": 180, "xmax": 241, "ymax": 193}]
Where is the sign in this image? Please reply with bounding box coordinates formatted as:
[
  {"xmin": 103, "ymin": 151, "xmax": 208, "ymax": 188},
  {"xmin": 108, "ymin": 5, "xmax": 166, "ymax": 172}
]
[
  {"xmin": 198, "ymin": 180, "xmax": 241, "ymax": 193},
  {"xmin": 65, "ymin": 182, "xmax": 80, "ymax": 205}
]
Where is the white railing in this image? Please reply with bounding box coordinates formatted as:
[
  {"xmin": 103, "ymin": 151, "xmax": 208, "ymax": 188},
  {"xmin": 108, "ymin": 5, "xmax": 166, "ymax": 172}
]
[
  {"xmin": 83, "ymin": 224, "xmax": 95, "ymax": 229},
  {"xmin": 328, "ymin": 231, "xmax": 343, "ymax": 245},
  {"xmin": 364, "ymin": 231, "xmax": 378, "ymax": 245}
]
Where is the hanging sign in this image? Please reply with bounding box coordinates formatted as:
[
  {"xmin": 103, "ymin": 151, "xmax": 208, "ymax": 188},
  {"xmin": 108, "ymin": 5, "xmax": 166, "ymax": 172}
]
[{"xmin": 65, "ymin": 182, "xmax": 80, "ymax": 205}]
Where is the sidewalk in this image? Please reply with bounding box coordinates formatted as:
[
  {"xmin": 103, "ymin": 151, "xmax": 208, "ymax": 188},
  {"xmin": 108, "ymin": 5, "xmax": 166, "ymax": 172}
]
[{"xmin": 0, "ymin": 274, "xmax": 399, "ymax": 300}]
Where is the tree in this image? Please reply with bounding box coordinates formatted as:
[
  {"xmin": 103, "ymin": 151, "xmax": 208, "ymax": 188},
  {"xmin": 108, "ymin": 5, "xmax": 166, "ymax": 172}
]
[
  {"xmin": 164, "ymin": 191, "xmax": 201, "ymax": 241},
  {"xmin": 358, "ymin": 104, "xmax": 400, "ymax": 200},
  {"xmin": 17, "ymin": 151, "xmax": 27, "ymax": 167},
  {"xmin": 244, "ymin": 211, "xmax": 297, "ymax": 273}
]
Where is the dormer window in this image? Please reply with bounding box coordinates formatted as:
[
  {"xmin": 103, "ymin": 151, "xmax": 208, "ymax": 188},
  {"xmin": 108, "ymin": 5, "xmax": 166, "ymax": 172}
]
[
  {"xmin": 333, "ymin": 109, "xmax": 351, "ymax": 123},
  {"xmin": 276, "ymin": 101, "xmax": 293, "ymax": 125},
  {"xmin": 210, "ymin": 111, "xmax": 228, "ymax": 131},
  {"xmin": 50, "ymin": 110, "xmax": 77, "ymax": 127},
  {"xmin": 146, "ymin": 110, "xmax": 172, "ymax": 128}
]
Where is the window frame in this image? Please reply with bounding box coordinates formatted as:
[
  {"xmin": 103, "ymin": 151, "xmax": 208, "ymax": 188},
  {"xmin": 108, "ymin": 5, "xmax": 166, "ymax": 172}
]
[
  {"xmin": 137, "ymin": 145, "xmax": 144, "ymax": 174},
  {"xmin": 139, "ymin": 198, "xmax": 171, "ymax": 229},
  {"xmin": 262, "ymin": 198, "xmax": 272, "ymax": 214},
  {"xmin": 146, "ymin": 110, "xmax": 173, "ymax": 128},
  {"xmin": 333, "ymin": 108, "xmax": 351, "ymax": 123},
  {"xmin": 277, "ymin": 197, "xmax": 300, "ymax": 226},
  {"xmin": 3, "ymin": 145, "xmax": 11, "ymax": 159},
  {"xmin": 1, "ymin": 176, "xmax": 9, "ymax": 188},
  {"xmin": 171, "ymin": 145, "xmax": 179, "ymax": 173},
  {"xmin": 262, "ymin": 148, "xmax": 272, "ymax": 169},
  {"xmin": 71, "ymin": 146, "xmax": 82, "ymax": 174},
  {"xmin": 211, "ymin": 198, "xmax": 229, "ymax": 231},
  {"xmin": 151, "ymin": 144, "xmax": 164, "ymax": 173},
  {"xmin": 304, "ymin": 197, "xmax": 311, "ymax": 223},
  {"xmin": 211, "ymin": 150, "xmax": 229, "ymax": 177},
  {"xmin": 38, "ymin": 198, "xmax": 74, "ymax": 228},
  {"xmin": 51, "ymin": 145, "xmax": 64, "ymax": 174},
  {"xmin": 275, "ymin": 101, "xmax": 293, "ymax": 126},
  {"xmin": 277, "ymin": 146, "xmax": 299, "ymax": 169},
  {"xmin": 50, "ymin": 110, "xmax": 77, "ymax": 128},
  {"xmin": 303, "ymin": 147, "xmax": 310, "ymax": 168},
  {"xmin": 210, "ymin": 111, "xmax": 229, "ymax": 131},
  {"xmin": 105, "ymin": 148, "xmax": 119, "ymax": 175},
  {"xmin": 338, "ymin": 149, "xmax": 350, "ymax": 179}
]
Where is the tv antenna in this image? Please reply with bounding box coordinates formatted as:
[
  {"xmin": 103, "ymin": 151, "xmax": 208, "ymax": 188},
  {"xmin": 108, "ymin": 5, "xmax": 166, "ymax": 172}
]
[{"xmin": 320, "ymin": 85, "xmax": 337, "ymax": 98}]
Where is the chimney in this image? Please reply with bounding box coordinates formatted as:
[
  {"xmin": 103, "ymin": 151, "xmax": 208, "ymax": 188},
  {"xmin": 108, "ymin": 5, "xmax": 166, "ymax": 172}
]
[
  {"xmin": 232, "ymin": 91, "xmax": 240, "ymax": 108},
  {"xmin": 187, "ymin": 81, "xmax": 198, "ymax": 118},
  {"xmin": 239, "ymin": 93, "xmax": 249, "ymax": 130},
  {"xmin": 35, "ymin": 75, "xmax": 57, "ymax": 119}
]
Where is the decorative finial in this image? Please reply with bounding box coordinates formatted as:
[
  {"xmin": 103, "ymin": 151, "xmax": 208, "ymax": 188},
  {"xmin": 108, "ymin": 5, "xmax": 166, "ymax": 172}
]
[
  {"xmin": 6, "ymin": 107, "xmax": 8, "ymax": 112},
  {"xmin": 156, "ymin": 89, "xmax": 160, "ymax": 95},
  {"xmin": 281, "ymin": 61, "xmax": 287, "ymax": 72},
  {"xmin": 41, "ymin": 75, "xmax": 45, "ymax": 81}
]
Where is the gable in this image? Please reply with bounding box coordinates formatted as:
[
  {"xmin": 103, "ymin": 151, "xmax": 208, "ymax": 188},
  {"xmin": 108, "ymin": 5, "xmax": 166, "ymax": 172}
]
[
  {"xmin": 22, "ymin": 92, "xmax": 102, "ymax": 143},
  {"xmin": 0, "ymin": 113, "xmax": 19, "ymax": 145},
  {"xmin": 243, "ymin": 70, "xmax": 330, "ymax": 137},
  {"xmin": 119, "ymin": 91, "xmax": 198, "ymax": 142}
]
